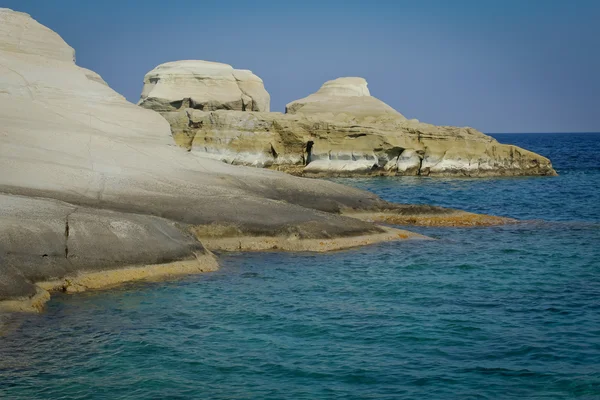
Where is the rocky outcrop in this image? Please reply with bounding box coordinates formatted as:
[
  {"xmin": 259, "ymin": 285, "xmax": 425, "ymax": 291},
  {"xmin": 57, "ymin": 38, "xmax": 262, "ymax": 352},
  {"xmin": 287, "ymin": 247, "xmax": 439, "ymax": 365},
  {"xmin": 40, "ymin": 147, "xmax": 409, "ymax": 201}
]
[
  {"xmin": 138, "ymin": 60, "xmax": 270, "ymax": 112},
  {"xmin": 286, "ymin": 77, "xmax": 403, "ymax": 119},
  {"xmin": 160, "ymin": 111, "xmax": 556, "ymax": 177},
  {"xmin": 148, "ymin": 75, "xmax": 556, "ymax": 177},
  {"xmin": 0, "ymin": 193, "xmax": 216, "ymax": 304},
  {"xmin": 1, "ymin": 8, "xmax": 509, "ymax": 311}
]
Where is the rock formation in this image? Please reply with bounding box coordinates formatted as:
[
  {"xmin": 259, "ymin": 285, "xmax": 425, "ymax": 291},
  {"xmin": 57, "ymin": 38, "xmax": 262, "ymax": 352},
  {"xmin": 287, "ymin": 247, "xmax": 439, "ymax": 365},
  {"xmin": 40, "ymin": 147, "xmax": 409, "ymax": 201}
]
[
  {"xmin": 144, "ymin": 69, "xmax": 556, "ymax": 177},
  {"xmin": 285, "ymin": 77, "xmax": 402, "ymax": 118},
  {"xmin": 0, "ymin": 8, "xmax": 509, "ymax": 312},
  {"xmin": 138, "ymin": 60, "xmax": 270, "ymax": 112}
]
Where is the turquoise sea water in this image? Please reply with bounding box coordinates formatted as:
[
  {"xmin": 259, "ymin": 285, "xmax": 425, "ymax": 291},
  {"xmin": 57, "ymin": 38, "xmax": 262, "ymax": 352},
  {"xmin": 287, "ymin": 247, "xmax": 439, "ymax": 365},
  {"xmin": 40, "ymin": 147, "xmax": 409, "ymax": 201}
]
[{"xmin": 1, "ymin": 133, "xmax": 600, "ymax": 399}]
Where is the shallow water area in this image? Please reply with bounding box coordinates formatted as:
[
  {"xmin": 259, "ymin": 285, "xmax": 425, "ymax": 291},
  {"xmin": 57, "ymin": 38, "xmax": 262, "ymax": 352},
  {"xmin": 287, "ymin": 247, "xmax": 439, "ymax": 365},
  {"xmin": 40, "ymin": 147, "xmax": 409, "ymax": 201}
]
[{"xmin": 1, "ymin": 133, "xmax": 600, "ymax": 399}]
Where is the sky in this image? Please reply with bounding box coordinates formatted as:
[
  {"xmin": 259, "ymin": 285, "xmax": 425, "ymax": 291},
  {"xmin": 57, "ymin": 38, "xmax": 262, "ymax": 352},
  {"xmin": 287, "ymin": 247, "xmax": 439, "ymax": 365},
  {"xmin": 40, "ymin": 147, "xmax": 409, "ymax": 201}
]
[{"xmin": 3, "ymin": 0, "xmax": 599, "ymax": 133}]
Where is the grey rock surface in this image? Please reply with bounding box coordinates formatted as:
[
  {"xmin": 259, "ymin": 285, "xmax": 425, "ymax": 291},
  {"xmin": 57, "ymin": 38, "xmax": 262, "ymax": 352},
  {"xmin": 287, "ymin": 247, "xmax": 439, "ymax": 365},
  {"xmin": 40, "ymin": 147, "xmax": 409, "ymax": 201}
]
[{"xmin": 0, "ymin": 194, "xmax": 205, "ymax": 301}]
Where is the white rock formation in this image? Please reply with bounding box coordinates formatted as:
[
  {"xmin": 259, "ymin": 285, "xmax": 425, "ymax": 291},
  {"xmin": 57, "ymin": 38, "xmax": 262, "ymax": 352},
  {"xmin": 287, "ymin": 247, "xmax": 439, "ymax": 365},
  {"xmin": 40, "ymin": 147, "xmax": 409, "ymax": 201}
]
[
  {"xmin": 150, "ymin": 76, "xmax": 556, "ymax": 177},
  {"xmin": 0, "ymin": 8, "xmax": 75, "ymax": 62},
  {"xmin": 285, "ymin": 77, "xmax": 404, "ymax": 119},
  {"xmin": 1, "ymin": 8, "xmax": 437, "ymax": 307},
  {"xmin": 138, "ymin": 60, "xmax": 270, "ymax": 112}
]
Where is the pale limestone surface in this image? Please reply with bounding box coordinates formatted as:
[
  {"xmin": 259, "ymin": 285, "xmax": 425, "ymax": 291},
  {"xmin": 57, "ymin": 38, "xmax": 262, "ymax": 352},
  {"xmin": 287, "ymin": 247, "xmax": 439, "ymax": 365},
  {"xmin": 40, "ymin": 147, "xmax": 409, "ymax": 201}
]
[
  {"xmin": 0, "ymin": 8, "xmax": 74, "ymax": 62},
  {"xmin": 138, "ymin": 60, "xmax": 270, "ymax": 112},
  {"xmin": 1, "ymin": 8, "xmax": 439, "ymax": 306},
  {"xmin": 162, "ymin": 108, "xmax": 556, "ymax": 177},
  {"xmin": 79, "ymin": 66, "xmax": 109, "ymax": 86},
  {"xmin": 154, "ymin": 77, "xmax": 556, "ymax": 177},
  {"xmin": 0, "ymin": 7, "xmax": 544, "ymax": 312},
  {"xmin": 286, "ymin": 77, "xmax": 403, "ymax": 118}
]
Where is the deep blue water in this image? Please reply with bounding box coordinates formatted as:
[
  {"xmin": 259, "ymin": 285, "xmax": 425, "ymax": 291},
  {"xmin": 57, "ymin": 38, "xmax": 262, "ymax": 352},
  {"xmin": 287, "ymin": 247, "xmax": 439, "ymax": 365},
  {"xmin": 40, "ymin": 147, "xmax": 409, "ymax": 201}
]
[{"xmin": 1, "ymin": 133, "xmax": 600, "ymax": 399}]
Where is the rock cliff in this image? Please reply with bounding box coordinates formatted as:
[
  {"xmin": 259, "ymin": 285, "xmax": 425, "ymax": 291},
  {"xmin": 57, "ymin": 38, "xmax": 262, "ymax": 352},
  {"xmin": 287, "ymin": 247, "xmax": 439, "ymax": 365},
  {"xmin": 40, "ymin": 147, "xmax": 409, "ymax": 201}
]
[
  {"xmin": 0, "ymin": 8, "xmax": 508, "ymax": 311},
  {"xmin": 146, "ymin": 70, "xmax": 556, "ymax": 177}
]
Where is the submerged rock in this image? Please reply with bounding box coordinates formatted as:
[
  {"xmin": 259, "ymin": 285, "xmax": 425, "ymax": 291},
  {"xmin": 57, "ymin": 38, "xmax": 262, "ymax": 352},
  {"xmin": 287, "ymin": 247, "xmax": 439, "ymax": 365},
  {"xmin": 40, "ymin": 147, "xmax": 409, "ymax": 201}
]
[{"xmin": 145, "ymin": 72, "xmax": 556, "ymax": 177}]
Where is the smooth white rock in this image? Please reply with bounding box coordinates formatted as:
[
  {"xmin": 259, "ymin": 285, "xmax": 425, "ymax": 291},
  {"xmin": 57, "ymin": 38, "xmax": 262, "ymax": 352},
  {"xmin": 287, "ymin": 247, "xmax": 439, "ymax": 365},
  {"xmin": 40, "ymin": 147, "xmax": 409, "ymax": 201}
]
[
  {"xmin": 0, "ymin": 7, "xmax": 393, "ymax": 236},
  {"xmin": 286, "ymin": 76, "xmax": 404, "ymax": 119},
  {"xmin": 138, "ymin": 60, "xmax": 270, "ymax": 112},
  {"xmin": 304, "ymin": 159, "xmax": 379, "ymax": 174}
]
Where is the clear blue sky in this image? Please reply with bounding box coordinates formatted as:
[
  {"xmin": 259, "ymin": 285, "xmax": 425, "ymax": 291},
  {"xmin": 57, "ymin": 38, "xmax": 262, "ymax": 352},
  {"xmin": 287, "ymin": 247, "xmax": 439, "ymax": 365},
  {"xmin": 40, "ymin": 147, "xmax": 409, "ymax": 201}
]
[{"xmin": 3, "ymin": 0, "xmax": 599, "ymax": 133}]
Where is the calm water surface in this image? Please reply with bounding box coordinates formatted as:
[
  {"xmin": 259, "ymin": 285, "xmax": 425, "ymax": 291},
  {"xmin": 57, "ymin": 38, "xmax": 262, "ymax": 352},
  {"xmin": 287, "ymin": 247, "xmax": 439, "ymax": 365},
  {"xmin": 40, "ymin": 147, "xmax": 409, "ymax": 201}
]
[{"xmin": 1, "ymin": 133, "xmax": 599, "ymax": 399}]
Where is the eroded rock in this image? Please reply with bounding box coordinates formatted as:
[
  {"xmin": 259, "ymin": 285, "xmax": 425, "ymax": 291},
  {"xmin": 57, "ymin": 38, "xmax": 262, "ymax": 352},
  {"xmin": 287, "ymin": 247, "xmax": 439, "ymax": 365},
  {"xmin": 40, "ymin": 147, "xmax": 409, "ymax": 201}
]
[
  {"xmin": 160, "ymin": 107, "xmax": 556, "ymax": 177},
  {"xmin": 1, "ymin": 8, "xmax": 452, "ymax": 309},
  {"xmin": 138, "ymin": 60, "xmax": 270, "ymax": 112},
  {"xmin": 286, "ymin": 77, "xmax": 403, "ymax": 118},
  {"xmin": 147, "ymin": 74, "xmax": 556, "ymax": 177}
]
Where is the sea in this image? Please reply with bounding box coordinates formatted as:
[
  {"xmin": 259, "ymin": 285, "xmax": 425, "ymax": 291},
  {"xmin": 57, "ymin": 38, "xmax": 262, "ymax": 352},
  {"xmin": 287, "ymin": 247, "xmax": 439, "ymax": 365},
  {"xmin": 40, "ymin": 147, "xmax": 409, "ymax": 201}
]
[{"xmin": 1, "ymin": 133, "xmax": 599, "ymax": 399}]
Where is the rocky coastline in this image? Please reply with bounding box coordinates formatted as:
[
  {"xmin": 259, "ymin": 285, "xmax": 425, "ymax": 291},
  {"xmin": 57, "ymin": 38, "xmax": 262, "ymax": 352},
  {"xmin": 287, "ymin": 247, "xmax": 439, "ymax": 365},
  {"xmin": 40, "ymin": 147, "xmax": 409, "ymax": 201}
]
[
  {"xmin": 139, "ymin": 63, "xmax": 556, "ymax": 177},
  {"xmin": 0, "ymin": 8, "xmax": 546, "ymax": 314}
]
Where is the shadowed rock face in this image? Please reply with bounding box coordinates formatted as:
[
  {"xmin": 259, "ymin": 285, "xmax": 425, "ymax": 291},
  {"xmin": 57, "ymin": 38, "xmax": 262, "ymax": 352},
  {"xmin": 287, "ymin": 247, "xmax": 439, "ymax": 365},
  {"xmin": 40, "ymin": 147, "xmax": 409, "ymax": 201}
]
[
  {"xmin": 147, "ymin": 74, "xmax": 556, "ymax": 177},
  {"xmin": 0, "ymin": 194, "xmax": 207, "ymax": 301},
  {"xmin": 138, "ymin": 60, "xmax": 270, "ymax": 113}
]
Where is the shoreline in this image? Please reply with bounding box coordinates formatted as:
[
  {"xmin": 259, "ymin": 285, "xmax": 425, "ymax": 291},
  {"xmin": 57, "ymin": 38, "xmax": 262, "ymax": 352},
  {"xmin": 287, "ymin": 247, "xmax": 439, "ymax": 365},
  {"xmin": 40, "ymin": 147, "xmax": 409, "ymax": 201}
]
[
  {"xmin": 195, "ymin": 226, "xmax": 430, "ymax": 252},
  {"xmin": 268, "ymin": 166, "xmax": 559, "ymax": 179},
  {"xmin": 0, "ymin": 226, "xmax": 427, "ymax": 316},
  {"xmin": 0, "ymin": 204, "xmax": 518, "ymax": 318},
  {"xmin": 0, "ymin": 254, "xmax": 219, "ymax": 315},
  {"xmin": 344, "ymin": 211, "xmax": 516, "ymax": 227},
  {"xmin": 0, "ymin": 212, "xmax": 514, "ymax": 317}
]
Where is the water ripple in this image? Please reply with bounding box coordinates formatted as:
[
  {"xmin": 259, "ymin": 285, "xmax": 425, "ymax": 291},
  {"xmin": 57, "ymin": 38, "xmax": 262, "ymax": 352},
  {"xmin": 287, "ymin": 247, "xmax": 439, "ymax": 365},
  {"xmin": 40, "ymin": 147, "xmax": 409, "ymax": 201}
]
[{"xmin": 2, "ymin": 133, "xmax": 600, "ymax": 399}]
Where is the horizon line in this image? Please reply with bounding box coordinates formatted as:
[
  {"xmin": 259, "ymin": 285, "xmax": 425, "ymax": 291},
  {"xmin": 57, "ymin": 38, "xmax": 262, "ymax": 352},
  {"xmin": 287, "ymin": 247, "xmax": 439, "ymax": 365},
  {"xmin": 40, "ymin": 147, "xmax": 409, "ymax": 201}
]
[{"xmin": 486, "ymin": 131, "xmax": 600, "ymax": 135}]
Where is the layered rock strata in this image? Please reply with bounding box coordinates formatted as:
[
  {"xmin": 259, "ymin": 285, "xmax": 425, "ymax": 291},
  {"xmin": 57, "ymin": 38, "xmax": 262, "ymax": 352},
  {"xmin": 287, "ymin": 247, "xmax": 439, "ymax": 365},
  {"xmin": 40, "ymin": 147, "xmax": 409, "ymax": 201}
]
[
  {"xmin": 138, "ymin": 60, "xmax": 270, "ymax": 112},
  {"xmin": 0, "ymin": 8, "xmax": 511, "ymax": 312},
  {"xmin": 143, "ymin": 68, "xmax": 556, "ymax": 177},
  {"xmin": 285, "ymin": 77, "xmax": 402, "ymax": 118}
]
